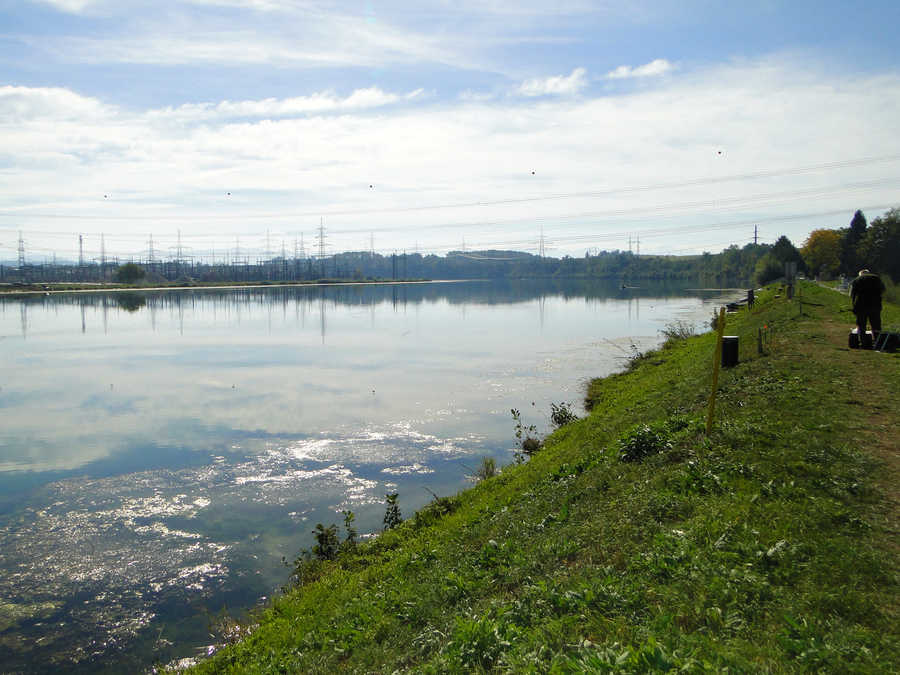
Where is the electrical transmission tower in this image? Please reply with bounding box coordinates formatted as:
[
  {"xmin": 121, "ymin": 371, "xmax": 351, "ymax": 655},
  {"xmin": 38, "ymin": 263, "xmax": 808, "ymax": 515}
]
[
  {"xmin": 147, "ymin": 234, "xmax": 155, "ymax": 263},
  {"xmin": 539, "ymin": 227, "xmax": 545, "ymax": 258},
  {"xmin": 317, "ymin": 217, "xmax": 327, "ymax": 259},
  {"xmin": 79, "ymin": 235, "xmax": 84, "ymax": 266},
  {"xmin": 17, "ymin": 231, "xmax": 25, "ymax": 268},
  {"xmin": 100, "ymin": 233, "xmax": 106, "ymax": 267}
]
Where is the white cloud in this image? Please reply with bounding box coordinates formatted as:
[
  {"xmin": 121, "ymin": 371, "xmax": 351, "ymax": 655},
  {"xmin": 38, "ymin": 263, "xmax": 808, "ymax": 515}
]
[
  {"xmin": 606, "ymin": 58, "xmax": 674, "ymax": 79},
  {"xmin": 30, "ymin": 0, "xmax": 97, "ymax": 12},
  {"xmin": 459, "ymin": 90, "xmax": 497, "ymax": 102},
  {"xmin": 0, "ymin": 85, "xmax": 114, "ymax": 121},
  {"xmin": 3, "ymin": 58, "xmax": 900, "ymax": 258},
  {"xmin": 146, "ymin": 87, "xmax": 425, "ymax": 122},
  {"xmin": 516, "ymin": 67, "xmax": 587, "ymax": 97},
  {"xmin": 20, "ymin": 2, "xmax": 596, "ymax": 76}
]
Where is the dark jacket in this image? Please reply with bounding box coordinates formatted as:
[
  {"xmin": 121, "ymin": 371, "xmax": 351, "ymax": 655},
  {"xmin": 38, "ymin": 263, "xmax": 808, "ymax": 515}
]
[{"xmin": 850, "ymin": 273, "xmax": 886, "ymax": 311}]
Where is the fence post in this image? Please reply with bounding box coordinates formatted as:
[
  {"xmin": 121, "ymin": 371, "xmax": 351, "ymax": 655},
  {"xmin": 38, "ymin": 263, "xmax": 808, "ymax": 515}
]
[{"xmin": 706, "ymin": 307, "xmax": 726, "ymax": 434}]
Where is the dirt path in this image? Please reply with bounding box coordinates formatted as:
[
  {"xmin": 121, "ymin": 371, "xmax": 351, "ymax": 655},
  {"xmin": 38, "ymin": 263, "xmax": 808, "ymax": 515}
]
[{"xmin": 818, "ymin": 311, "xmax": 899, "ymax": 566}]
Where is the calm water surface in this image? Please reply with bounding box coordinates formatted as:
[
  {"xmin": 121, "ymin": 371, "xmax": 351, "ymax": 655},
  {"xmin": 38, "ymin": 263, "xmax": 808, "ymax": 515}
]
[{"xmin": 0, "ymin": 279, "xmax": 737, "ymax": 672}]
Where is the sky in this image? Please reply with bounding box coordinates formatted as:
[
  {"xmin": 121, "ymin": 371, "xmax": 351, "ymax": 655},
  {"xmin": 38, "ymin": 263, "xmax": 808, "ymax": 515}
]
[{"xmin": 1, "ymin": 0, "xmax": 899, "ymax": 264}]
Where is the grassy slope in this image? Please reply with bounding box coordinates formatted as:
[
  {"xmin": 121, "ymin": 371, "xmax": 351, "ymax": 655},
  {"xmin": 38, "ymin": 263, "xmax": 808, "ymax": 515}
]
[{"xmin": 188, "ymin": 282, "xmax": 899, "ymax": 674}]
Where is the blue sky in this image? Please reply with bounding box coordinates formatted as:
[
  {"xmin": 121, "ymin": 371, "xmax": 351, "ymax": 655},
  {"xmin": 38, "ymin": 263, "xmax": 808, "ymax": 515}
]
[{"xmin": 1, "ymin": 0, "xmax": 899, "ymax": 263}]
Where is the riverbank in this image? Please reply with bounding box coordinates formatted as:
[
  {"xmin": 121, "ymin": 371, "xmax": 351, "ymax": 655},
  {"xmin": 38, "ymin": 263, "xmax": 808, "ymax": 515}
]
[{"xmin": 184, "ymin": 280, "xmax": 899, "ymax": 673}]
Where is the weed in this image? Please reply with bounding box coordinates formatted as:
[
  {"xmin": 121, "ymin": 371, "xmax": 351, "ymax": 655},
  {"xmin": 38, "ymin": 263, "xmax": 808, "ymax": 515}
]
[
  {"xmin": 342, "ymin": 510, "xmax": 357, "ymax": 548},
  {"xmin": 413, "ymin": 494, "xmax": 460, "ymax": 529},
  {"xmin": 549, "ymin": 401, "xmax": 579, "ymax": 428},
  {"xmin": 625, "ymin": 341, "xmax": 648, "ymax": 371},
  {"xmin": 563, "ymin": 639, "xmax": 698, "ymax": 673},
  {"xmin": 447, "ymin": 614, "xmax": 517, "ymax": 671},
  {"xmin": 617, "ymin": 423, "xmax": 673, "ymax": 462},
  {"xmin": 311, "ymin": 523, "xmax": 339, "ymax": 560},
  {"xmin": 660, "ymin": 320, "xmax": 697, "ymax": 348},
  {"xmin": 383, "ymin": 493, "xmax": 402, "ymax": 530},
  {"xmin": 472, "ymin": 457, "xmax": 497, "ymax": 482},
  {"xmin": 206, "ymin": 607, "xmax": 255, "ymax": 649},
  {"xmin": 511, "ymin": 407, "xmax": 542, "ymax": 460}
]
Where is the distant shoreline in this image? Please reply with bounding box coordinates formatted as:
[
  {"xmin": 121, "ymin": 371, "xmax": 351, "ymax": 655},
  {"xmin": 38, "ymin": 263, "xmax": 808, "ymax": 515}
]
[{"xmin": 0, "ymin": 278, "xmax": 474, "ymax": 297}]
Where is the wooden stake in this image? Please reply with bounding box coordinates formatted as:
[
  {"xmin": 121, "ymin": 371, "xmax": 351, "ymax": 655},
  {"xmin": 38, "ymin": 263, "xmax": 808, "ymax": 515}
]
[{"xmin": 706, "ymin": 307, "xmax": 726, "ymax": 434}]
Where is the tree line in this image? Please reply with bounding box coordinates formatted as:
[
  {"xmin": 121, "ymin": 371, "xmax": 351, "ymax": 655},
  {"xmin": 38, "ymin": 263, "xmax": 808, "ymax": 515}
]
[
  {"xmin": 11, "ymin": 208, "xmax": 893, "ymax": 289},
  {"xmin": 799, "ymin": 208, "xmax": 899, "ymax": 283}
]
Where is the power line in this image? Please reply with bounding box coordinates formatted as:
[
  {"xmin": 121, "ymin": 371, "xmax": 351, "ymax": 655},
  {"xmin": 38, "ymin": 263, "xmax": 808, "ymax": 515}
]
[
  {"xmin": 2, "ymin": 154, "xmax": 898, "ymax": 223},
  {"xmin": 2, "ymin": 177, "xmax": 894, "ymax": 247},
  {"xmin": 7, "ymin": 202, "xmax": 893, "ymax": 262}
]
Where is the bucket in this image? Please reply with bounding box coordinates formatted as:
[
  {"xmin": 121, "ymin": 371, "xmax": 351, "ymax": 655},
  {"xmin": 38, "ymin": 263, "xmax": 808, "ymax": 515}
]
[{"xmin": 722, "ymin": 335, "xmax": 739, "ymax": 367}]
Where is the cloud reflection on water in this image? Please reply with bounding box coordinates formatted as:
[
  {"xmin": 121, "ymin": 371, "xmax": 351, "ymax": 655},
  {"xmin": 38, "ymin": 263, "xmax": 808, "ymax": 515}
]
[{"xmin": 0, "ymin": 280, "xmax": 739, "ymax": 671}]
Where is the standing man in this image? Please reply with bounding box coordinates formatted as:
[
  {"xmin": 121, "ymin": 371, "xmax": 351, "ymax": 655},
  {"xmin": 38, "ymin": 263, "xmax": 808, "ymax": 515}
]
[{"xmin": 850, "ymin": 269, "xmax": 886, "ymax": 346}]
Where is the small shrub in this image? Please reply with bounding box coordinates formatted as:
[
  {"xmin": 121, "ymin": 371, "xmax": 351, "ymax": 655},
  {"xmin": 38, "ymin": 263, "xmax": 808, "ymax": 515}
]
[
  {"xmin": 521, "ymin": 437, "xmax": 542, "ymax": 455},
  {"xmin": 311, "ymin": 523, "xmax": 339, "ymax": 560},
  {"xmin": 383, "ymin": 493, "xmax": 402, "ymax": 530},
  {"xmin": 549, "ymin": 401, "xmax": 579, "ymax": 428},
  {"xmin": 285, "ymin": 554, "xmax": 325, "ymax": 588},
  {"xmin": 565, "ymin": 638, "xmax": 698, "ymax": 672},
  {"xmin": 342, "ymin": 510, "xmax": 357, "ymax": 548},
  {"xmin": 660, "ymin": 320, "xmax": 696, "ymax": 348},
  {"xmin": 207, "ymin": 607, "xmax": 254, "ymax": 649},
  {"xmin": 625, "ymin": 341, "xmax": 647, "ymax": 370},
  {"xmin": 114, "ymin": 262, "xmax": 146, "ymax": 284},
  {"xmin": 618, "ymin": 423, "xmax": 673, "ymax": 462},
  {"xmin": 447, "ymin": 615, "xmax": 516, "ymax": 671},
  {"xmin": 413, "ymin": 494, "xmax": 460, "ymax": 529},
  {"xmin": 511, "ymin": 408, "xmax": 542, "ymax": 460},
  {"xmin": 474, "ymin": 457, "xmax": 497, "ymax": 481}
]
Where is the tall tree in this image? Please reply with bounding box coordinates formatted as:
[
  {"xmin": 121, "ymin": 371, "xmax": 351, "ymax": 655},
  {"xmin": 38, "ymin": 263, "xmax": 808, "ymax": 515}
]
[
  {"xmin": 840, "ymin": 209, "xmax": 868, "ymax": 275},
  {"xmin": 801, "ymin": 229, "xmax": 842, "ymax": 278},
  {"xmin": 859, "ymin": 208, "xmax": 900, "ymax": 282},
  {"xmin": 770, "ymin": 235, "xmax": 805, "ymax": 273}
]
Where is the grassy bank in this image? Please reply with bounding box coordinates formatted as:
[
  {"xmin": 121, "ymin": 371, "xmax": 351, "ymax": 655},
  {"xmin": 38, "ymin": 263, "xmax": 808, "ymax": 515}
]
[{"xmin": 185, "ymin": 281, "xmax": 899, "ymax": 673}]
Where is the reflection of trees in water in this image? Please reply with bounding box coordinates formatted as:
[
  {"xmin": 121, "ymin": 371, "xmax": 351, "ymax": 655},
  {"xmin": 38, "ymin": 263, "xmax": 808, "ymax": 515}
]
[
  {"xmin": 116, "ymin": 292, "xmax": 147, "ymax": 312},
  {"xmin": 1, "ymin": 279, "xmax": 708, "ymax": 326}
]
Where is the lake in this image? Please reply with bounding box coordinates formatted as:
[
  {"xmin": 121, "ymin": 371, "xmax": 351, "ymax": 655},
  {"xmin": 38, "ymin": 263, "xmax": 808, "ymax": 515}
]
[{"xmin": 0, "ymin": 279, "xmax": 738, "ymax": 673}]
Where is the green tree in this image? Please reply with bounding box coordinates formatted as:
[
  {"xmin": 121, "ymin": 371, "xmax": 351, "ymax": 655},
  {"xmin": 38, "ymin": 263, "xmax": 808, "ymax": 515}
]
[
  {"xmin": 754, "ymin": 252, "xmax": 783, "ymax": 285},
  {"xmin": 311, "ymin": 523, "xmax": 339, "ymax": 560},
  {"xmin": 840, "ymin": 209, "xmax": 868, "ymax": 275},
  {"xmin": 801, "ymin": 229, "xmax": 842, "ymax": 278},
  {"xmin": 859, "ymin": 208, "xmax": 900, "ymax": 282},
  {"xmin": 771, "ymin": 235, "xmax": 804, "ymax": 268},
  {"xmin": 115, "ymin": 263, "xmax": 146, "ymax": 284}
]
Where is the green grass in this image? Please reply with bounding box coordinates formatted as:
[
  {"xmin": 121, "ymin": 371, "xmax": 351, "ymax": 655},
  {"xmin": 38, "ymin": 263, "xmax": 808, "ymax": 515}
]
[{"xmin": 186, "ymin": 281, "xmax": 899, "ymax": 674}]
